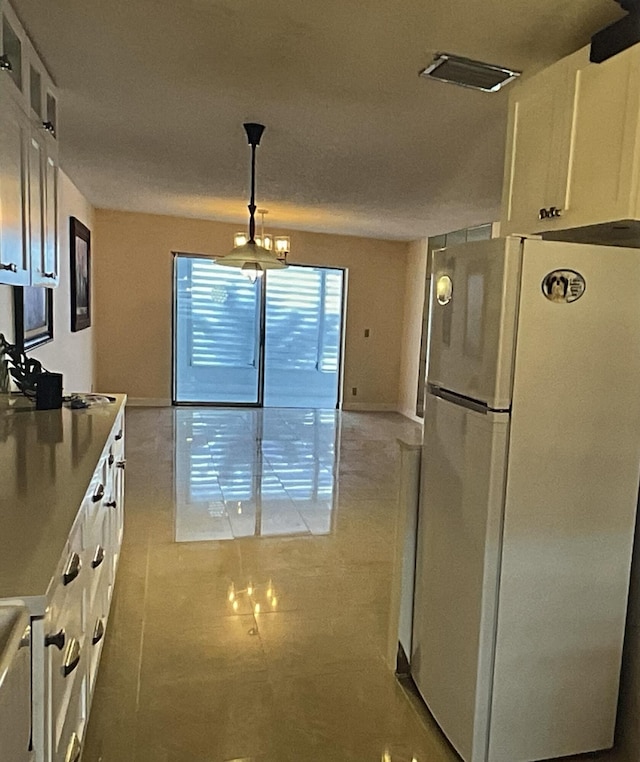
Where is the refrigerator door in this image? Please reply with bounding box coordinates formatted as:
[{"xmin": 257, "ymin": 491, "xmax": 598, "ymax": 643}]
[
  {"xmin": 428, "ymin": 237, "xmax": 522, "ymax": 410},
  {"xmin": 488, "ymin": 238, "xmax": 640, "ymax": 761},
  {"xmin": 412, "ymin": 392, "xmax": 509, "ymax": 762}
]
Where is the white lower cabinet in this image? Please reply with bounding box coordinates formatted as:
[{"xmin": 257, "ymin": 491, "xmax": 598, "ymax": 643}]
[
  {"xmin": 0, "ymin": 400, "xmax": 126, "ymax": 762},
  {"xmin": 0, "ymin": 607, "xmax": 33, "ymax": 762}
]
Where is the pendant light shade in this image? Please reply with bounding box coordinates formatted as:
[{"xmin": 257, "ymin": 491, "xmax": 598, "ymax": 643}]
[{"xmin": 215, "ymin": 123, "xmax": 287, "ymax": 278}]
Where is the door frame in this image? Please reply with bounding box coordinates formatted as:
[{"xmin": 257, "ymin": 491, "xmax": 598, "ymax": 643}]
[{"xmin": 171, "ymin": 252, "xmax": 347, "ymax": 409}]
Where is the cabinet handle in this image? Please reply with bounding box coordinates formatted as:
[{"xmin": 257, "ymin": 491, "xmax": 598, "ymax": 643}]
[
  {"xmin": 115, "ymin": 430, "xmax": 123, "ymax": 441},
  {"xmin": 92, "ymin": 619, "xmax": 105, "ymax": 646},
  {"xmin": 91, "ymin": 545, "xmax": 105, "ymax": 569},
  {"xmin": 92, "ymin": 483, "xmax": 105, "ymax": 502},
  {"xmin": 42, "ymin": 121, "xmax": 56, "ymax": 137},
  {"xmin": 539, "ymin": 206, "xmax": 562, "ymax": 220},
  {"xmin": 45, "ymin": 628, "xmax": 65, "ymax": 650},
  {"xmin": 19, "ymin": 624, "xmax": 31, "ymax": 649},
  {"xmin": 62, "ymin": 552, "xmax": 81, "ymax": 585},
  {"xmin": 0, "ymin": 54, "xmax": 12, "ymax": 72},
  {"xmin": 62, "ymin": 638, "xmax": 81, "ymax": 677},
  {"xmin": 43, "ymin": 271, "xmax": 57, "ymax": 279},
  {"xmin": 106, "ymin": 500, "xmax": 117, "ymax": 508},
  {"xmin": 0, "ymin": 262, "xmax": 17, "ymax": 272},
  {"xmin": 108, "ymin": 453, "xmax": 115, "ymax": 466},
  {"xmin": 65, "ymin": 733, "xmax": 82, "ymax": 762},
  {"xmin": 116, "ymin": 459, "xmax": 126, "ymax": 470}
]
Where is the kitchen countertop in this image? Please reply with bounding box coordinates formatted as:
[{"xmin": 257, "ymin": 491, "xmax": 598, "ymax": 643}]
[
  {"xmin": 0, "ymin": 606, "xmax": 27, "ymax": 659},
  {"xmin": 0, "ymin": 394, "xmax": 126, "ymax": 610}
]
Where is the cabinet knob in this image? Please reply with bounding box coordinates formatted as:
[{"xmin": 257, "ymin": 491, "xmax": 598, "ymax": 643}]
[
  {"xmin": 92, "ymin": 619, "xmax": 105, "ymax": 646},
  {"xmin": 65, "ymin": 733, "xmax": 82, "ymax": 762},
  {"xmin": 0, "ymin": 263, "xmax": 17, "ymax": 272},
  {"xmin": 116, "ymin": 459, "xmax": 127, "ymax": 470},
  {"xmin": 19, "ymin": 624, "xmax": 31, "ymax": 649},
  {"xmin": 62, "ymin": 552, "xmax": 81, "ymax": 585},
  {"xmin": 115, "ymin": 430, "xmax": 124, "ymax": 441},
  {"xmin": 108, "ymin": 453, "xmax": 115, "ymax": 466},
  {"xmin": 43, "ymin": 271, "xmax": 57, "ymax": 279},
  {"xmin": 0, "ymin": 54, "xmax": 12, "ymax": 72},
  {"xmin": 106, "ymin": 500, "xmax": 117, "ymax": 508},
  {"xmin": 539, "ymin": 206, "xmax": 563, "ymax": 220},
  {"xmin": 42, "ymin": 120, "xmax": 56, "ymax": 137},
  {"xmin": 45, "ymin": 628, "xmax": 66, "ymax": 650},
  {"xmin": 91, "ymin": 545, "xmax": 105, "ymax": 569},
  {"xmin": 62, "ymin": 638, "xmax": 81, "ymax": 677},
  {"xmin": 92, "ymin": 483, "xmax": 105, "ymax": 502}
]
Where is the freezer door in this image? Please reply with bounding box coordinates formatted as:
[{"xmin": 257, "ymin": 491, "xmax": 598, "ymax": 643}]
[
  {"xmin": 412, "ymin": 393, "xmax": 509, "ymax": 762},
  {"xmin": 428, "ymin": 237, "xmax": 522, "ymax": 410}
]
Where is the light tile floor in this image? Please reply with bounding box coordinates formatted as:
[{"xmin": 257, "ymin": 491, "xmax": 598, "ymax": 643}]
[{"xmin": 82, "ymin": 407, "xmax": 622, "ymax": 762}]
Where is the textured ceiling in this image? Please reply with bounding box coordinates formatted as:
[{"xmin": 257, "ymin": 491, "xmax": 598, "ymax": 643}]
[{"xmin": 13, "ymin": 0, "xmax": 622, "ymax": 240}]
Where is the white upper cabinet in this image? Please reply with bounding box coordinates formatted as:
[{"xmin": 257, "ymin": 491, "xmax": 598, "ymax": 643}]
[
  {"xmin": 501, "ymin": 53, "xmax": 577, "ymax": 234},
  {"xmin": 501, "ymin": 42, "xmax": 640, "ymax": 238},
  {"xmin": 0, "ymin": 0, "xmax": 59, "ymax": 288},
  {"xmin": 0, "ymin": 86, "xmax": 29, "ymax": 286},
  {"xmin": 0, "ymin": 2, "xmax": 25, "ymax": 102}
]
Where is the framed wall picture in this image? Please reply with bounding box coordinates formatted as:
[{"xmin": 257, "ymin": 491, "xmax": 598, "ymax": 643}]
[
  {"xmin": 13, "ymin": 285, "xmax": 54, "ymax": 350},
  {"xmin": 70, "ymin": 217, "xmax": 91, "ymax": 332}
]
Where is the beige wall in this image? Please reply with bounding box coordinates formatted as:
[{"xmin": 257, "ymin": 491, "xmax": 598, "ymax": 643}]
[
  {"xmin": 93, "ymin": 209, "xmax": 409, "ymax": 407},
  {"xmin": 0, "ymin": 172, "xmax": 95, "ymax": 392},
  {"xmin": 398, "ymin": 238, "xmax": 428, "ymax": 422}
]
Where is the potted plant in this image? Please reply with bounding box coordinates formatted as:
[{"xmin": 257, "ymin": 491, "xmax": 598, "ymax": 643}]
[{"xmin": 0, "ymin": 333, "xmax": 48, "ymax": 398}]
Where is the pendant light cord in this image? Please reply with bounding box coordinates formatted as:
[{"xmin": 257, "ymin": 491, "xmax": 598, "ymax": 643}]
[
  {"xmin": 248, "ymin": 142, "xmax": 257, "ymax": 244},
  {"xmin": 243, "ymin": 123, "xmax": 266, "ymax": 246}
]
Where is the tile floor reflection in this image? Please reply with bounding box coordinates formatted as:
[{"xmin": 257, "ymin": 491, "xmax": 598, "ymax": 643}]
[
  {"xmin": 81, "ymin": 407, "xmax": 624, "ymax": 762},
  {"xmin": 174, "ymin": 409, "xmax": 340, "ymax": 541}
]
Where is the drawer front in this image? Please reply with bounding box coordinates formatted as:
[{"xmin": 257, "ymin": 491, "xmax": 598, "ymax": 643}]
[
  {"xmin": 53, "ymin": 672, "xmax": 86, "ymax": 762},
  {"xmin": 0, "ymin": 619, "xmax": 32, "ymax": 762},
  {"xmin": 87, "ymin": 585, "xmax": 109, "ymax": 698},
  {"xmin": 83, "ymin": 460, "xmax": 108, "ymax": 537},
  {"xmin": 48, "ymin": 519, "xmax": 85, "ymax": 637}
]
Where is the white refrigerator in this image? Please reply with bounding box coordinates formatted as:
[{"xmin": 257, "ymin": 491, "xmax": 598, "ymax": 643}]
[{"xmin": 412, "ymin": 236, "xmax": 640, "ymax": 762}]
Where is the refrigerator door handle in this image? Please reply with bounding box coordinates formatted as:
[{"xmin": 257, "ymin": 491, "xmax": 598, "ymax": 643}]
[{"xmin": 429, "ymin": 385, "xmax": 496, "ymax": 415}]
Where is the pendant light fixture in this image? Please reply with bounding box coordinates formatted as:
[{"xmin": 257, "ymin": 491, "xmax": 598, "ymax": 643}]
[
  {"xmin": 234, "ymin": 209, "xmax": 290, "ymax": 261},
  {"xmin": 215, "ymin": 123, "xmax": 288, "ymax": 283}
]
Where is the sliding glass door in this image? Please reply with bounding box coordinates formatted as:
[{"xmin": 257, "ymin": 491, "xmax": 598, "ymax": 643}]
[
  {"xmin": 174, "ymin": 255, "xmax": 344, "ymax": 408},
  {"xmin": 263, "ymin": 267, "xmax": 343, "ymax": 408},
  {"xmin": 174, "ymin": 257, "xmax": 263, "ymax": 404}
]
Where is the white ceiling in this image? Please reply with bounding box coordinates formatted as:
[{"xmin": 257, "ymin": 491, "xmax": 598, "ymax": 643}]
[{"xmin": 13, "ymin": 0, "xmax": 622, "ymax": 240}]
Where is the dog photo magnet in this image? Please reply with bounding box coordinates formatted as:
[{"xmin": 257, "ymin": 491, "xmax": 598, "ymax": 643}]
[{"xmin": 541, "ymin": 270, "xmax": 586, "ymax": 304}]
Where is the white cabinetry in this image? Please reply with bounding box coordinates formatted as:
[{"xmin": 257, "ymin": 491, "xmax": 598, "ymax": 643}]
[
  {"xmin": 0, "ymin": 607, "xmax": 32, "ymax": 762},
  {"xmin": 0, "ymin": 86, "xmax": 29, "ymax": 285},
  {"xmin": 0, "ymin": 0, "xmax": 59, "ymax": 288},
  {"xmin": 501, "ymin": 42, "xmax": 640, "ymax": 239},
  {"xmin": 0, "ymin": 397, "xmax": 126, "ymax": 762}
]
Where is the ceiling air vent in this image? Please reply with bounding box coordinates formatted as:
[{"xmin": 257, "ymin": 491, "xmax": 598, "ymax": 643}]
[{"xmin": 419, "ymin": 53, "xmax": 521, "ymax": 93}]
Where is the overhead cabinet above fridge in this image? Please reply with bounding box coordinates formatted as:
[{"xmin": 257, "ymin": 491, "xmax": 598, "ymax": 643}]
[{"xmin": 501, "ymin": 40, "xmax": 640, "ymax": 245}]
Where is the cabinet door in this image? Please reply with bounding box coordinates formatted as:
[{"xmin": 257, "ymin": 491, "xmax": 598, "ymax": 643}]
[
  {"xmin": 0, "ymin": 4, "xmax": 25, "ymax": 100},
  {"xmin": 27, "ymin": 129, "xmax": 46, "ymax": 284},
  {"xmin": 0, "ymin": 90, "xmax": 28, "ymax": 286},
  {"xmin": 31, "ymin": 134, "xmax": 59, "ymax": 286},
  {"xmin": 501, "ymin": 54, "xmax": 578, "ymax": 236},
  {"xmin": 564, "ymin": 43, "xmax": 640, "ymax": 228}
]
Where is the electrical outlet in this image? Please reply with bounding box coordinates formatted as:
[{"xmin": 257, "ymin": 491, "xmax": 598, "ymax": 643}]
[
  {"xmin": 364, "ymin": 328, "xmax": 370, "ymax": 338},
  {"xmin": 352, "ymin": 387, "xmax": 358, "ymax": 396}
]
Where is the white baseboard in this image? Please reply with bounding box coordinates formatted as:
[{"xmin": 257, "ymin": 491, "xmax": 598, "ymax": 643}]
[
  {"xmin": 398, "ymin": 409, "xmax": 424, "ymax": 424},
  {"xmin": 342, "ymin": 402, "xmax": 398, "ymax": 412},
  {"xmin": 126, "ymin": 397, "xmax": 172, "ymax": 407}
]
